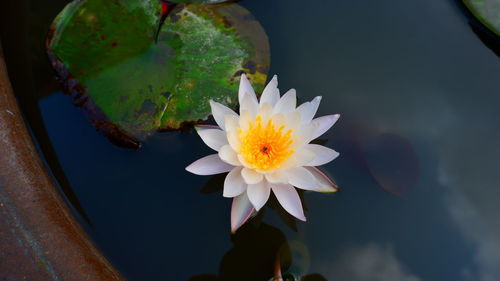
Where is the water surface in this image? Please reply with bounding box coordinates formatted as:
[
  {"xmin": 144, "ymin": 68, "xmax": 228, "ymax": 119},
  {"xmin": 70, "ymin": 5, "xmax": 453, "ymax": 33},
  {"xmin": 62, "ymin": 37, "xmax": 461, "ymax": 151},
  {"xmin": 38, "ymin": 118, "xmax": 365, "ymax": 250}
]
[{"xmin": 2, "ymin": 0, "xmax": 500, "ymax": 280}]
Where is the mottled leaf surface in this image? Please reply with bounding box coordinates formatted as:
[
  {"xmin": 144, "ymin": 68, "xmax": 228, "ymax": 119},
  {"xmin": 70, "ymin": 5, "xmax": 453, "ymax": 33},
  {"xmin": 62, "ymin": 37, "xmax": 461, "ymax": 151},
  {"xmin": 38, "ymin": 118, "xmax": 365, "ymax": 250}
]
[
  {"xmin": 47, "ymin": 0, "xmax": 269, "ymax": 144},
  {"xmin": 160, "ymin": 4, "xmax": 270, "ymax": 129}
]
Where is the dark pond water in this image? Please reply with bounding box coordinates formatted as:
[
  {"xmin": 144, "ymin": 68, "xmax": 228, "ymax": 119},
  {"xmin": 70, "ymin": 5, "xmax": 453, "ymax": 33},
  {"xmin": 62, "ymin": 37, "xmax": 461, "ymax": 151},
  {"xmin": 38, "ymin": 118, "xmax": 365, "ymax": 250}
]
[{"xmin": 2, "ymin": 0, "xmax": 500, "ymax": 280}]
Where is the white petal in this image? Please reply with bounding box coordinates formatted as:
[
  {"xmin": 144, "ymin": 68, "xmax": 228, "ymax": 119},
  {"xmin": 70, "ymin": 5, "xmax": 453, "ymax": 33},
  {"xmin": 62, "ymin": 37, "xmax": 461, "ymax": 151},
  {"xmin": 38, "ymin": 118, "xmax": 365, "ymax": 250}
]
[
  {"xmin": 310, "ymin": 114, "xmax": 340, "ymax": 140},
  {"xmin": 292, "ymin": 148, "xmax": 315, "ymax": 167},
  {"xmin": 237, "ymin": 154, "xmax": 252, "ymax": 169},
  {"xmin": 276, "ymin": 156, "xmax": 297, "ymax": 171},
  {"xmin": 269, "ymin": 112, "xmax": 286, "ymax": 129},
  {"xmin": 271, "ymin": 183, "xmax": 306, "ymax": 221},
  {"xmin": 285, "ymin": 111, "xmax": 301, "ymax": 132},
  {"xmin": 295, "ymin": 101, "xmax": 310, "ymax": 119},
  {"xmin": 240, "ymin": 92, "xmax": 259, "ymax": 117},
  {"xmin": 241, "ymin": 167, "xmax": 264, "ymax": 184},
  {"xmin": 296, "ymin": 123, "xmax": 320, "ymax": 145},
  {"xmin": 265, "ymin": 170, "xmax": 288, "ymax": 183},
  {"xmin": 219, "ymin": 145, "xmax": 241, "ymax": 166},
  {"xmin": 273, "ymin": 89, "xmax": 296, "ymax": 114},
  {"xmin": 195, "ymin": 128, "xmax": 228, "ymax": 152},
  {"xmin": 247, "ymin": 180, "xmax": 271, "ymax": 211},
  {"xmin": 296, "ymin": 96, "xmax": 322, "ymax": 124},
  {"xmin": 224, "ymin": 114, "xmax": 239, "ymax": 133},
  {"xmin": 186, "ymin": 154, "xmax": 234, "ymax": 175},
  {"xmin": 260, "ymin": 75, "xmax": 279, "ymax": 107},
  {"xmin": 239, "ymin": 110, "xmax": 252, "ymax": 132},
  {"xmin": 227, "ymin": 130, "xmax": 241, "ymax": 151},
  {"xmin": 231, "ymin": 192, "xmax": 255, "ymax": 233},
  {"xmin": 223, "ymin": 167, "xmax": 247, "ymax": 198},
  {"xmin": 238, "ymin": 74, "xmax": 258, "ymax": 106},
  {"xmin": 304, "ymin": 167, "xmax": 339, "ymax": 192},
  {"xmin": 305, "ymin": 144, "xmax": 339, "ymax": 166},
  {"xmin": 285, "ymin": 167, "xmax": 320, "ymax": 191},
  {"xmin": 210, "ymin": 100, "xmax": 237, "ymax": 131},
  {"xmin": 257, "ymin": 102, "xmax": 273, "ymax": 123}
]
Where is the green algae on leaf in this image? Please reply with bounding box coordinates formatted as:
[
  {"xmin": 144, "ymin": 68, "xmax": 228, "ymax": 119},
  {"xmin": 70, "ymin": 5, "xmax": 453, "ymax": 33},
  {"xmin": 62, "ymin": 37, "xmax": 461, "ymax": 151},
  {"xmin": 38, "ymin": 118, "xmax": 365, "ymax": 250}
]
[
  {"xmin": 47, "ymin": 0, "xmax": 172, "ymax": 145},
  {"xmin": 159, "ymin": 4, "xmax": 270, "ymax": 129},
  {"xmin": 47, "ymin": 0, "xmax": 269, "ymax": 147},
  {"xmin": 463, "ymin": 0, "xmax": 500, "ymax": 36}
]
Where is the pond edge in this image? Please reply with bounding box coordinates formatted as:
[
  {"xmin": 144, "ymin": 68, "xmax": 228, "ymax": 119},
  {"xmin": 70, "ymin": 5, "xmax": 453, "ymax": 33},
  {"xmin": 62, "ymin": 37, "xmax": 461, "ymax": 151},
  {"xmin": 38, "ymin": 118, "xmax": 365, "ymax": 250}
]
[{"xmin": 0, "ymin": 42, "xmax": 124, "ymax": 280}]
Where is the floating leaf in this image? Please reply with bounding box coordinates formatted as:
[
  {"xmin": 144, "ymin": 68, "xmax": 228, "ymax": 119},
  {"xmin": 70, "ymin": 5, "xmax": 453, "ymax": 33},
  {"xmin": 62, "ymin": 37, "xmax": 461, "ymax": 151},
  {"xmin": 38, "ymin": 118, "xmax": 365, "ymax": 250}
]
[
  {"xmin": 47, "ymin": 0, "xmax": 269, "ymax": 147},
  {"xmin": 159, "ymin": 4, "xmax": 270, "ymax": 129},
  {"xmin": 463, "ymin": 0, "xmax": 500, "ymax": 36}
]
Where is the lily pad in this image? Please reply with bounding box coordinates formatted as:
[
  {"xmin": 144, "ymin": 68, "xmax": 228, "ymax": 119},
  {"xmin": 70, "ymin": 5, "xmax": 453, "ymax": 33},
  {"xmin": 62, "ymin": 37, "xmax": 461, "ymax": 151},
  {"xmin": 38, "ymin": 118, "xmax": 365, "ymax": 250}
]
[
  {"xmin": 47, "ymin": 0, "xmax": 269, "ymax": 147},
  {"xmin": 463, "ymin": 0, "xmax": 500, "ymax": 36},
  {"xmin": 159, "ymin": 4, "xmax": 270, "ymax": 129}
]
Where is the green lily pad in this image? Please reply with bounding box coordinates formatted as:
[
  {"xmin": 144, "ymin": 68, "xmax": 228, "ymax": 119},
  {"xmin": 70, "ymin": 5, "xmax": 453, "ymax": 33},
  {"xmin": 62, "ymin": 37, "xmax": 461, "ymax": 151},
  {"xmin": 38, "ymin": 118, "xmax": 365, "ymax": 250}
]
[
  {"xmin": 159, "ymin": 4, "xmax": 270, "ymax": 129},
  {"xmin": 463, "ymin": 0, "xmax": 500, "ymax": 36},
  {"xmin": 47, "ymin": 0, "xmax": 269, "ymax": 147}
]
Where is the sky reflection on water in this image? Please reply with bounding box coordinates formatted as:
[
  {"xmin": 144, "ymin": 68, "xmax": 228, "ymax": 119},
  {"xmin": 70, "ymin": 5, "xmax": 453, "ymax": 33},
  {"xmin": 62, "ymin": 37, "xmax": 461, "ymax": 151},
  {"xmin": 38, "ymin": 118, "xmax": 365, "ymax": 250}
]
[{"xmin": 18, "ymin": 0, "xmax": 500, "ymax": 280}]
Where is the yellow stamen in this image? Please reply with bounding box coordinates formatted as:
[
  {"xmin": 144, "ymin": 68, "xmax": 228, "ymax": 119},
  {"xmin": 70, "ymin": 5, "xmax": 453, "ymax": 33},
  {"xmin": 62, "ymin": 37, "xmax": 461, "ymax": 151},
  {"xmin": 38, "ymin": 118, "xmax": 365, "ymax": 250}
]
[{"xmin": 238, "ymin": 115, "xmax": 294, "ymax": 171}]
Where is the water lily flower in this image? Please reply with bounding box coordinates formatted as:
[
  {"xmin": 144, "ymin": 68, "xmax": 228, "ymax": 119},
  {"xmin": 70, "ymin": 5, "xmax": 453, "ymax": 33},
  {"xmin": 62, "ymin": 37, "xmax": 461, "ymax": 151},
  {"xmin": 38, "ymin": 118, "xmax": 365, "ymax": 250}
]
[{"xmin": 186, "ymin": 74, "xmax": 340, "ymax": 232}]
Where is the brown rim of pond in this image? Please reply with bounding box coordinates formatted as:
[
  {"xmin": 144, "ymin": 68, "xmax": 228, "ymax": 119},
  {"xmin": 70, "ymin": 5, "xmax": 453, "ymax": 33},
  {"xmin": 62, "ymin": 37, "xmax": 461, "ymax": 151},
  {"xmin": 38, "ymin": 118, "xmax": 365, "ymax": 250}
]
[{"xmin": 0, "ymin": 42, "xmax": 124, "ymax": 280}]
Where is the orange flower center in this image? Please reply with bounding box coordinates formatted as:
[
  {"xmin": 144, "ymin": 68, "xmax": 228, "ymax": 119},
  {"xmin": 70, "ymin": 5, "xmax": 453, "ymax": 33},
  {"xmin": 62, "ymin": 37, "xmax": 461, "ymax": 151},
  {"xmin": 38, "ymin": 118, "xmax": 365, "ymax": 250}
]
[{"xmin": 238, "ymin": 115, "xmax": 294, "ymax": 171}]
